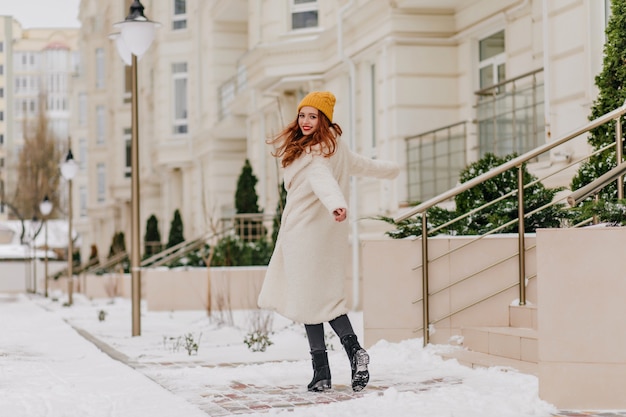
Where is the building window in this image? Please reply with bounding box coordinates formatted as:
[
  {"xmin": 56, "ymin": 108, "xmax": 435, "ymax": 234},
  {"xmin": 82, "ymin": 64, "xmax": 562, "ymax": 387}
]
[
  {"xmin": 0, "ymin": 87, "xmax": 3, "ymax": 98},
  {"xmin": 124, "ymin": 65, "xmax": 132, "ymax": 103},
  {"xmin": 478, "ymin": 30, "xmax": 505, "ymax": 89},
  {"xmin": 97, "ymin": 163, "xmax": 106, "ymax": 202},
  {"xmin": 79, "ymin": 138, "xmax": 87, "ymax": 171},
  {"xmin": 172, "ymin": 0, "xmax": 187, "ymax": 30},
  {"xmin": 172, "ymin": 62, "xmax": 188, "ymax": 134},
  {"xmin": 124, "ymin": 128, "xmax": 131, "ymax": 178},
  {"xmin": 291, "ymin": 0, "xmax": 318, "ymax": 30},
  {"xmin": 0, "ymin": 42, "xmax": 3, "ymax": 52},
  {"xmin": 0, "ymin": 111, "xmax": 3, "ymax": 121},
  {"xmin": 0, "ymin": 134, "xmax": 3, "ymax": 145},
  {"xmin": 95, "ymin": 48, "xmax": 105, "ymax": 88},
  {"xmin": 79, "ymin": 185, "xmax": 87, "ymax": 217},
  {"xmin": 96, "ymin": 105, "xmax": 106, "ymax": 144},
  {"xmin": 0, "ymin": 65, "xmax": 3, "ymax": 75}
]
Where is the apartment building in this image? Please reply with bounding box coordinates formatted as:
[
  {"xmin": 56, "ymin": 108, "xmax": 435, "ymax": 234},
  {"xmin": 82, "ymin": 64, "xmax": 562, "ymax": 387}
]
[
  {"xmin": 73, "ymin": 0, "xmax": 609, "ymax": 262},
  {"xmin": 0, "ymin": 16, "xmax": 78, "ymax": 221},
  {"xmin": 0, "ymin": 17, "xmax": 11, "ymax": 220}
]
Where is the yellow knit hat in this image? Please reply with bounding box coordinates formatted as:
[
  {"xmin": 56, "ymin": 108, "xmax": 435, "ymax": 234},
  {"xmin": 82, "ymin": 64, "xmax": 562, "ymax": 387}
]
[{"xmin": 297, "ymin": 91, "xmax": 336, "ymax": 122}]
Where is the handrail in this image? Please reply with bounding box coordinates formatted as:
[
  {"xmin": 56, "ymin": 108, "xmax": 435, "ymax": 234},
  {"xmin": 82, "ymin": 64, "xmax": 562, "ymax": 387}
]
[
  {"xmin": 394, "ymin": 101, "xmax": 626, "ymax": 346},
  {"xmin": 395, "ymin": 102, "xmax": 626, "ymax": 222},
  {"xmin": 141, "ymin": 233, "xmax": 209, "ymax": 268},
  {"xmin": 83, "ymin": 251, "xmax": 128, "ymax": 275},
  {"xmin": 567, "ymin": 161, "xmax": 626, "ymax": 206},
  {"xmin": 474, "ymin": 68, "xmax": 543, "ymax": 96},
  {"xmin": 405, "ymin": 120, "xmax": 469, "ymax": 140}
]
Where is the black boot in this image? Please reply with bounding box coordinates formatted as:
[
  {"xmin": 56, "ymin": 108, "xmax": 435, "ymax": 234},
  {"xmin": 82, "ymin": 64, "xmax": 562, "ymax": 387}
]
[
  {"xmin": 341, "ymin": 334, "xmax": 369, "ymax": 392},
  {"xmin": 307, "ymin": 351, "xmax": 331, "ymax": 392}
]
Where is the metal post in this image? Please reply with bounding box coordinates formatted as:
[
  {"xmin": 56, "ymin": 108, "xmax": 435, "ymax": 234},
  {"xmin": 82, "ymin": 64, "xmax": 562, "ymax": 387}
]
[
  {"xmin": 130, "ymin": 53, "xmax": 141, "ymax": 336},
  {"xmin": 67, "ymin": 179, "xmax": 73, "ymax": 306},
  {"xmin": 421, "ymin": 213, "xmax": 430, "ymax": 346},
  {"xmin": 517, "ymin": 165, "xmax": 526, "ymax": 306},
  {"xmin": 33, "ymin": 230, "xmax": 37, "ymax": 294},
  {"xmin": 44, "ymin": 220, "xmax": 49, "ymax": 297}
]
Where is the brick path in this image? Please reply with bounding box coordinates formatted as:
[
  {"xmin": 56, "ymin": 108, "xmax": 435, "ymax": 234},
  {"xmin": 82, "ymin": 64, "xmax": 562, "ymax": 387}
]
[
  {"xmin": 180, "ymin": 377, "xmax": 465, "ymax": 416},
  {"xmin": 78, "ymin": 327, "xmax": 626, "ymax": 417}
]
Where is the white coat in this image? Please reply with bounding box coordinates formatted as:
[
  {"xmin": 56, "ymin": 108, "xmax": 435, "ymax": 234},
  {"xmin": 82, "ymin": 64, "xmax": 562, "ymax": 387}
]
[{"xmin": 258, "ymin": 138, "xmax": 400, "ymax": 324}]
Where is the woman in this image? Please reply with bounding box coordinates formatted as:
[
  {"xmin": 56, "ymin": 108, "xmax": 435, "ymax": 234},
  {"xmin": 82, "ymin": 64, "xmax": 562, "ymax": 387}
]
[{"xmin": 258, "ymin": 91, "xmax": 399, "ymax": 392}]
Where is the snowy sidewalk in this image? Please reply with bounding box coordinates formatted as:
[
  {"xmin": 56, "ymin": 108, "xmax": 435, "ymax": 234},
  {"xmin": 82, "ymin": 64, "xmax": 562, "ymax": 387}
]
[
  {"xmin": 0, "ymin": 293, "xmax": 207, "ymax": 417},
  {"xmin": 2, "ymin": 293, "xmax": 626, "ymax": 417}
]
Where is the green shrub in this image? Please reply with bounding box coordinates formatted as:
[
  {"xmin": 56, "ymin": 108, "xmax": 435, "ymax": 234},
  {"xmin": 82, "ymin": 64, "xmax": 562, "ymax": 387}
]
[{"xmin": 380, "ymin": 153, "xmax": 570, "ymax": 237}]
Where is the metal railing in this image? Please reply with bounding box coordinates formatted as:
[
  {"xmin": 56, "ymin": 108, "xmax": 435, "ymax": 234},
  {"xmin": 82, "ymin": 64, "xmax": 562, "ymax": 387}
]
[
  {"xmin": 405, "ymin": 121, "xmax": 468, "ymax": 202},
  {"xmin": 395, "ymin": 102, "xmax": 626, "ymax": 346},
  {"xmin": 69, "ymin": 213, "xmax": 274, "ymax": 278},
  {"xmin": 475, "ymin": 68, "xmax": 545, "ymax": 159}
]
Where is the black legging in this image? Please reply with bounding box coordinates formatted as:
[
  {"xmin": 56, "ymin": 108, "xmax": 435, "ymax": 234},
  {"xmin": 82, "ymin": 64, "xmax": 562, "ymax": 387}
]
[{"xmin": 305, "ymin": 314, "xmax": 354, "ymax": 353}]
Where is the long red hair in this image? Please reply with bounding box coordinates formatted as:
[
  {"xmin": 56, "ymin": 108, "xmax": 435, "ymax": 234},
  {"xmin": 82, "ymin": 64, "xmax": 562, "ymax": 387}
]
[{"xmin": 268, "ymin": 110, "xmax": 343, "ymax": 168}]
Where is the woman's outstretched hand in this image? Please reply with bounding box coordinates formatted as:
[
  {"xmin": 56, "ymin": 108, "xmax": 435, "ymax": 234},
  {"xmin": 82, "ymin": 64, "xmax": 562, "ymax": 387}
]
[{"xmin": 333, "ymin": 208, "xmax": 347, "ymax": 222}]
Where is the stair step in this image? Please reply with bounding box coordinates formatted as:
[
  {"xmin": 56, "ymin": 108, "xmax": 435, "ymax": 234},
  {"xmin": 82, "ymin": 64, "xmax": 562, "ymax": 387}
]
[
  {"xmin": 439, "ymin": 348, "xmax": 538, "ymax": 376},
  {"xmin": 509, "ymin": 304, "xmax": 538, "ymax": 330},
  {"xmin": 462, "ymin": 326, "xmax": 537, "ymax": 363}
]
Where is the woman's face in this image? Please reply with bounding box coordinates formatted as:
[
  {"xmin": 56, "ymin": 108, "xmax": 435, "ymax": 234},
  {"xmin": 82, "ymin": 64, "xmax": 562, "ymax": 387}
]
[{"xmin": 298, "ymin": 106, "xmax": 319, "ymax": 136}]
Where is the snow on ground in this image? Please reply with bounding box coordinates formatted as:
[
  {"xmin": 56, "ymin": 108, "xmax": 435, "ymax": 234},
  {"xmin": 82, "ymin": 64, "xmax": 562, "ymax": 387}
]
[{"xmin": 0, "ymin": 292, "xmax": 559, "ymax": 417}]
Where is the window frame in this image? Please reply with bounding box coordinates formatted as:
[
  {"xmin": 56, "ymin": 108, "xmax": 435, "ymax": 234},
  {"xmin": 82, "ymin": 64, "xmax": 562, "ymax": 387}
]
[
  {"xmin": 96, "ymin": 105, "xmax": 106, "ymax": 145},
  {"xmin": 290, "ymin": 0, "xmax": 319, "ymax": 31},
  {"xmin": 172, "ymin": 0, "xmax": 187, "ymax": 30},
  {"xmin": 171, "ymin": 62, "xmax": 188, "ymax": 135},
  {"xmin": 124, "ymin": 128, "xmax": 131, "ymax": 177},
  {"xmin": 478, "ymin": 30, "xmax": 506, "ymax": 90},
  {"xmin": 97, "ymin": 163, "xmax": 106, "ymax": 203},
  {"xmin": 95, "ymin": 48, "xmax": 105, "ymax": 89}
]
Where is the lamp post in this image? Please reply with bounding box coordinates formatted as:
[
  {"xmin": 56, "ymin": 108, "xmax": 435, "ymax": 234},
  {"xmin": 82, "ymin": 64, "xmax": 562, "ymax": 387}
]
[
  {"xmin": 113, "ymin": 0, "xmax": 159, "ymax": 336},
  {"xmin": 61, "ymin": 150, "xmax": 78, "ymax": 306},
  {"xmin": 40, "ymin": 195, "xmax": 53, "ymax": 298},
  {"xmin": 30, "ymin": 216, "xmax": 39, "ymax": 294}
]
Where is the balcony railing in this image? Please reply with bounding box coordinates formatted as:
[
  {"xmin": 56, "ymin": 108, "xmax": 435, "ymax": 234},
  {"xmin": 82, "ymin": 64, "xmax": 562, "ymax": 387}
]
[
  {"xmin": 475, "ymin": 68, "xmax": 545, "ymax": 159},
  {"xmin": 218, "ymin": 66, "xmax": 247, "ymax": 120},
  {"xmin": 405, "ymin": 121, "xmax": 468, "ymax": 203}
]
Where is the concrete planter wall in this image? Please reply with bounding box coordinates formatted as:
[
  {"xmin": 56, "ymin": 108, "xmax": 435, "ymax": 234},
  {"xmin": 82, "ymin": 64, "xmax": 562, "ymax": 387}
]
[
  {"xmin": 361, "ymin": 234, "xmax": 537, "ymax": 346},
  {"xmin": 537, "ymin": 227, "xmax": 626, "ymax": 409},
  {"xmin": 67, "ymin": 267, "xmax": 269, "ymax": 311}
]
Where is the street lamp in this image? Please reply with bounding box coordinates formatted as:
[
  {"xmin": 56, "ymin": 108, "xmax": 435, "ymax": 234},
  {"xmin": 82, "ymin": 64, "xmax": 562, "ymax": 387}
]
[
  {"xmin": 30, "ymin": 216, "xmax": 39, "ymax": 294},
  {"xmin": 61, "ymin": 150, "xmax": 78, "ymax": 306},
  {"xmin": 113, "ymin": 0, "xmax": 159, "ymax": 336},
  {"xmin": 40, "ymin": 195, "xmax": 53, "ymax": 298}
]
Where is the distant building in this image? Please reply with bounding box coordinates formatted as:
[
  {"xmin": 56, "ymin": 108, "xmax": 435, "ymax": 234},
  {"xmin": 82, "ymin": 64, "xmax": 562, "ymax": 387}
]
[{"xmin": 0, "ymin": 15, "xmax": 78, "ymax": 221}]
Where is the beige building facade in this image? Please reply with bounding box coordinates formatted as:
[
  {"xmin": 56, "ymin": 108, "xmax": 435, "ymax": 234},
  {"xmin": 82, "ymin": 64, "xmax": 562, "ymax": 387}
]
[{"xmin": 73, "ymin": 0, "xmax": 610, "ymax": 262}]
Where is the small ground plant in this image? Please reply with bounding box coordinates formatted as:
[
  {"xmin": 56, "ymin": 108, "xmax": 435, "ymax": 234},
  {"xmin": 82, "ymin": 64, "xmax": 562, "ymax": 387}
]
[
  {"xmin": 163, "ymin": 332, "xmax": 202, "ymax": 356},
  {"xmin": 244, "ymin": 310, "xmax": 274, "ymax": 352}
]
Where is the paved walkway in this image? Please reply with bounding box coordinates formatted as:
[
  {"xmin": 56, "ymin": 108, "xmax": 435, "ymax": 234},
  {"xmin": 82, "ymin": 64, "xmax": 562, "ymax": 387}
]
[
  {"xmin": 4, "ymin": 294, "xmax": 625, "ymax": 417},
  {"xmin": 82, "ymin": 328, "xmax": 626, "ymax": 417},
  {"xmin": 94, "ymin": 339, "xmax": 626, "ymax": 417}
]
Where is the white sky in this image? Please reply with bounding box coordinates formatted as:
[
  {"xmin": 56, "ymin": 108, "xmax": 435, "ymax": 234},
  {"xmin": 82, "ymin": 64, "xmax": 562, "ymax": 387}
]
[
  {"xmin": 0, "ymin": 0, "xmax": 81, "ymax": 29},
  {"xmin": 0, "ymin": 293, "xmax": 560, "ymax": 417}
]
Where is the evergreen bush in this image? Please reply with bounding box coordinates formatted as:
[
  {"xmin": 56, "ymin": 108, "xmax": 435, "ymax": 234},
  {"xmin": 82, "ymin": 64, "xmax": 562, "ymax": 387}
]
[
  {"xmin": 105, "ymin": 231, "xmax": 129, "ymax": 273},
  {"xmin": 234, "ymin": 159, "xmax": 266, "ymax": 241},
  {"xmin": 144, "ymin": 214, "xmax": 162, "ymax": 258},
  {"xmin": 569, "ymin": 0, "xmax": 626, "ymax": 223},
  {"xmin": 380, "ymin": 153, "xmax": 570, "ymax": 238},
  {"xmin": 167, "ymin": 209, "xmax": 185, "ymax": 249}
]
